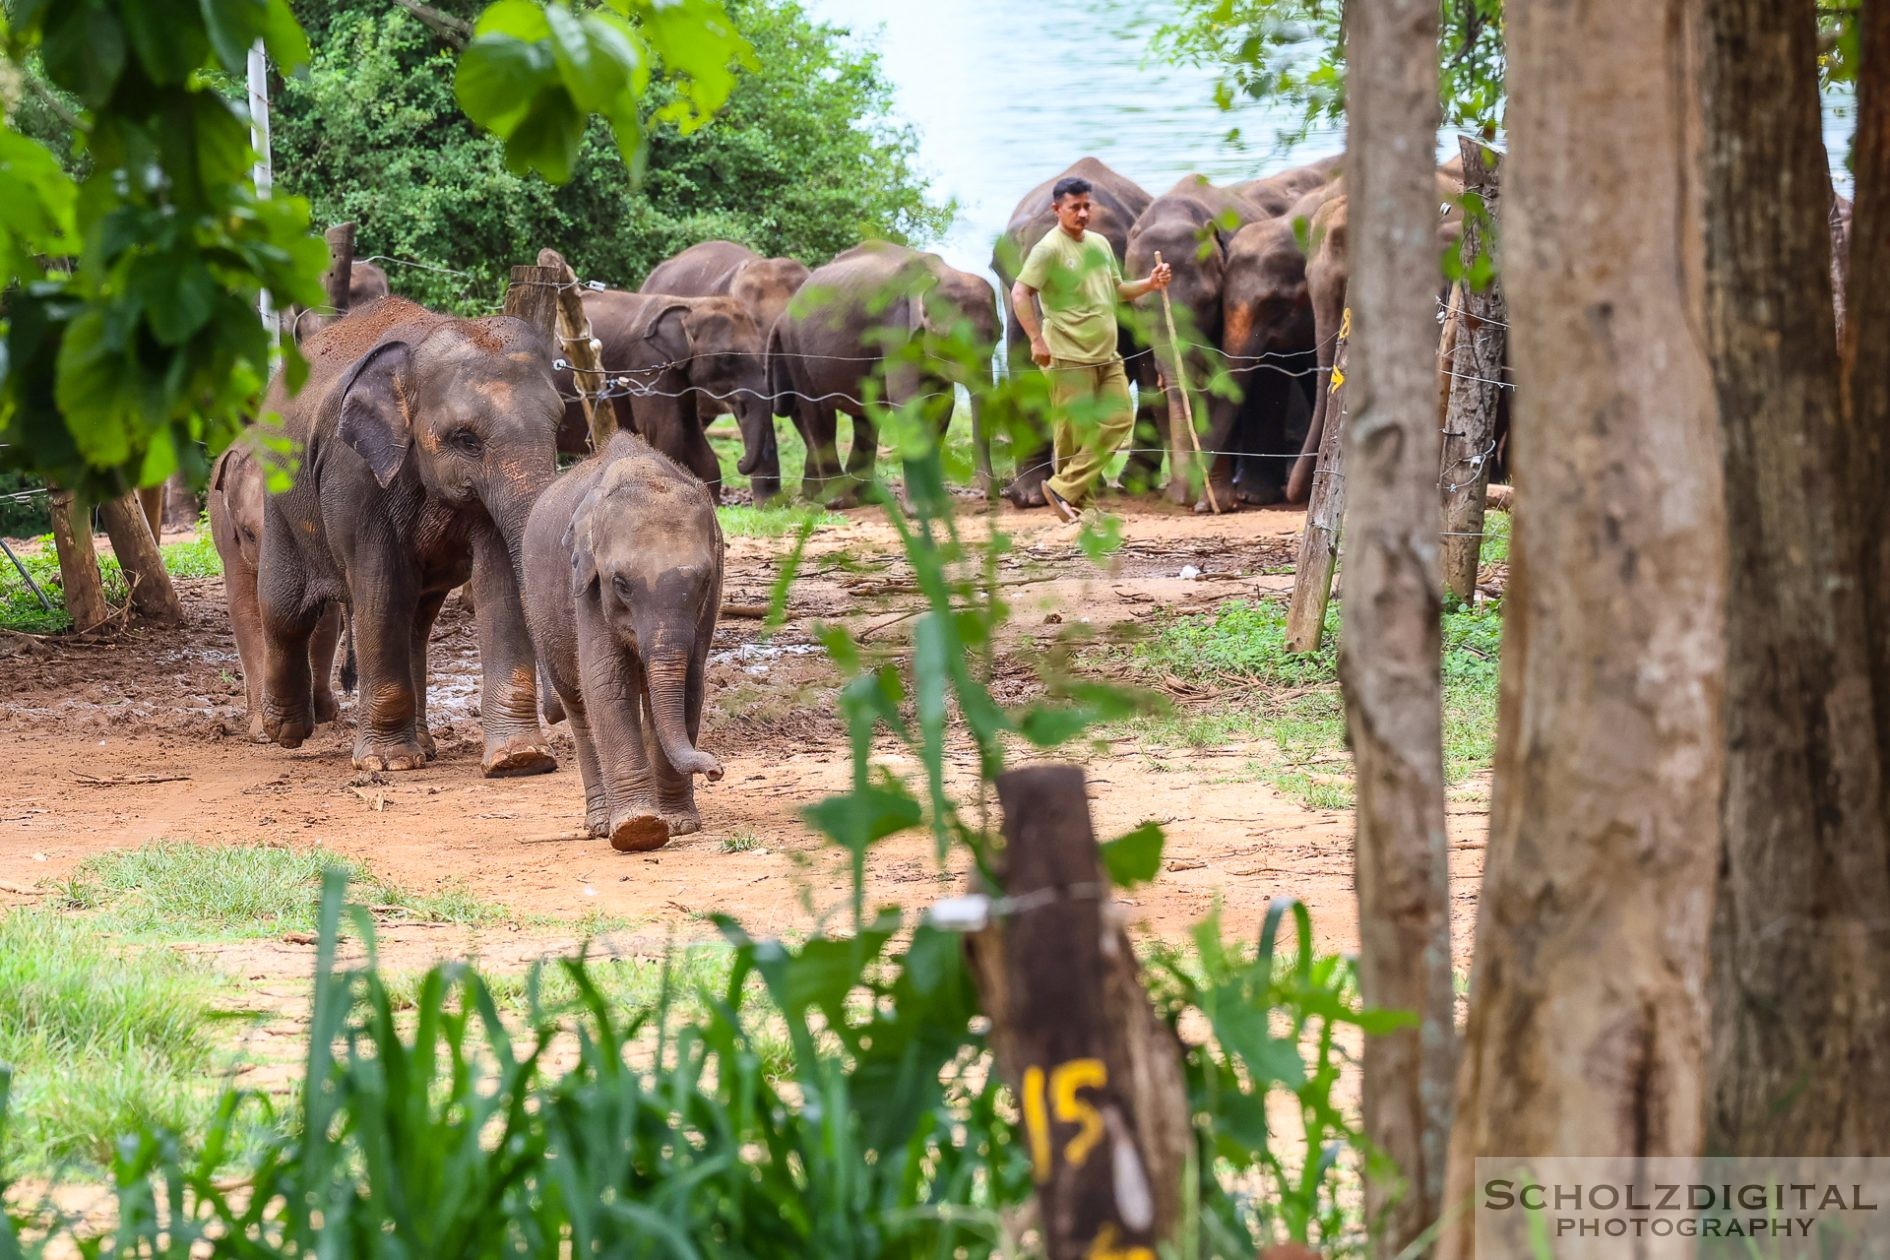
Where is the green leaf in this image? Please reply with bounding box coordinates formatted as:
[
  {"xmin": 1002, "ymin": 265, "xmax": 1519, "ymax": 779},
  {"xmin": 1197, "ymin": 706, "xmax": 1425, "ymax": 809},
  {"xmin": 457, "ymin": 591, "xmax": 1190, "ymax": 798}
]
[
  {"xmin": 53, "ymin": 309, "xmax": 134, "ymax": 468},
  {"xmin": 39, "ymin": 1, "xmax": 126, "ymax": 107},
  {"xmin": 123, "ymin": 0, "xmax": 211, "ymax": 84},
  {"xmin": 544, "ymin": 5, "xmax": 615, "ymax": 114},
  {"xmin": 802, "ymin": 782, "xmax": 921, "ymax": 858},
  {"xmin": 455, "ymin": 36, "xmax": 553, "ymax": 136},
  {"xmin": 135, "ymin": 252, "xmax": 217, "ymax": 346},
  {"xmin": 1099, "ymin": 821, "xmax": 1164, "ymax": 889},
  {"xmin": 501, "ymin": 86, "xmax": 585, "ymax": 183}
]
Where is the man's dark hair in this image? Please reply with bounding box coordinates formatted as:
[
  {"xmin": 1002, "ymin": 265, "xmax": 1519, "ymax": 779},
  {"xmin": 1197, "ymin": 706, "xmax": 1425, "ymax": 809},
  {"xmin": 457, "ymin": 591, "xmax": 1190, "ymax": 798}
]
[{"xmin": 1052, "ymin": 176, "xmax": 1093, "ymax": 203}]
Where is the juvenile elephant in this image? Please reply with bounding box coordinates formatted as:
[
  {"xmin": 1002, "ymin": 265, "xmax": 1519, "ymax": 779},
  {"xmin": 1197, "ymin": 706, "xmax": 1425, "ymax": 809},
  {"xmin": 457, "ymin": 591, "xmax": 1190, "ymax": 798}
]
[
  {"xmin": 256, "ymin": 296, "xmax": 560, "ymax": 777},
  {"xmin": 553, "ymin": 290, "xmax": 767, "ymax": 502},
  {"xmin": 768, "ymin": 242, "xmax": 999, "ymax": 507},
  {"xmin": 992, "ymin": 157, "xmax": 1157, "ymax": 507},
  {"xmin": 639, "ymin": 242, "xmax": 811, "ymax": 501},
  {"xmin": 208, "ymin": 440, "xmax": 347, "ymax": 740},
  {"xmin": 523, "ymin": 432, "xmax": 724, "ymax": 852}
]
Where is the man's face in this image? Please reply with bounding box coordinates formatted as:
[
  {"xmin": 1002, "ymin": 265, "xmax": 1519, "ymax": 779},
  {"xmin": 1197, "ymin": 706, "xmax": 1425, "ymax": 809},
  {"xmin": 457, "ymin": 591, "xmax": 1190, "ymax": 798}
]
[{"xmin": 1053, "ymin": 193, "xmax": 1092, "ymax": 236}]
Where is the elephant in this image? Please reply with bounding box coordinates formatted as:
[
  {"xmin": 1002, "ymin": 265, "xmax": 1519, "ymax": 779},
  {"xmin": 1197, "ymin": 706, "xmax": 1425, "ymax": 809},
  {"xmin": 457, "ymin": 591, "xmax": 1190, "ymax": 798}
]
[
  {"xmin": 992, "ymin": 157, "xmax": 1158, "ymax": 507},
  {"xmin": 1232, "ymin": 153, "xmax": 1343, "ymax": 217},
  {"xmin": 523, "ymin": 431, "xmax": 724, "ymax": 852},
  {"xmin": 768, "ymin": 241, "xmax": 999, "ymax": 507},
  {"xmin": 639, "ymin": 241, "xmax": 811, "ymax": 501},
  {"xmin": 286, "ymin": 261, "xmax": 392, "ymax": 342},
  {"xmin": 208, "ymin": 439, "xmax": 348, "ymax": 740},
  {"xmin": 552, "ymin": 290, "xmax": 767, "ymax": 503},
  {"xmin": 1284, "ymin": 167, "xmax": 1467, "ymax": 502},
  {"xmin": 255, "ymin": 295, "xmax": 560, "ymax": 777},
  {"xmin": 1123, "ymin": 175, "xmax": 1275, "ymax": 503}
]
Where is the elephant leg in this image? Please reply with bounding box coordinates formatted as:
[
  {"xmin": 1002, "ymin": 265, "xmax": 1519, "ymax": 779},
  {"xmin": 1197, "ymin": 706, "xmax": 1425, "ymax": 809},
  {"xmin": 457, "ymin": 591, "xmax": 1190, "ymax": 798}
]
[
  {"xmin": 1199, "ymin": 383, "xmax": 1248, "ymax": 513},
  {"xmin": 408, "ymin": 588, "xmax": 447, "ymax": 760},
  {"xmin": 575, "ymin": 600, "xmax": 667, "ymax": 852},
  {"xmin": 471, "ymin": 532, "xmax": 556, "ymax": 778},
  {"xmin": 836, "ymin": 410, "xmax": 879, "ymax": 507},
  {"xmin": 794, "ymin": 397, "xmax": 845, "ymax": 505},
  {"xmin": 225, "ymin": 556, "xmax": 271, "ymax": 742},
  {"xmin": 561, "ymin": 692, "xmax": 610, "ymax": 838},
  {"xmin": 259, "ymin": 562, "xmax": 322, "ymax": 750},
  {"xmin": 348, "ymin": 567, "xmax": 426, "ymax": 772},
  {"xmin": 310, "ymin": 602, "xmax": 343, "ymax": 724}
]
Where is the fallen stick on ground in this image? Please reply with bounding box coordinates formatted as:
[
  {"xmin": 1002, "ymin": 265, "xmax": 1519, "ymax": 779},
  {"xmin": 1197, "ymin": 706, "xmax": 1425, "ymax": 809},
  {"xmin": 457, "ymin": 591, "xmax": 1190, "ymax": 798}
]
[
  {"xmin": 0, "ymin": 881, "xmax": 43, "ymax": 896},
  {"xmin": 515, "ymin": 830, "xmax": 593, "ymax": 845},
  {"xmin": 75, "ymin": 772, "xmax": 191, "ymax": 786},
  {"xmin": 719, "ymin": 602, "xmax": 772, "ymax": 619}
]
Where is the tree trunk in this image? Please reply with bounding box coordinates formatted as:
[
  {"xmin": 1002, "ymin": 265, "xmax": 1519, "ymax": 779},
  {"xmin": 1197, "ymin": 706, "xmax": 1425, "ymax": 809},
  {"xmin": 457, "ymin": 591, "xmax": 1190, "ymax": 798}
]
[
  {"xmin": 322, "ymin": 222, "xmax": 357, "ymax": 314},
  {"xmin": 136, "ymin": 484, "xmax": 164, "ymax": 541},
  {"xmin": 1844, "ymin": 0, "xmax": 1890, "ymax": 816},
  {"xmin": 1337, "ymin": 0, "xmax": 1453, "ymax": 1252},
  {"xmin": 1284, "ymin": 331, "xmax": 1348, "ymax": 654},
  {"xmin": 47, "ymin": 489, "xmax": 108, "ymax": 633},
  {"xmin": 1438, "ymin": 0, "xmax": 1724, "ymax": 1255},
  {"xmin": 98, "ymin": 493, "xmax": 183, "ymax": 623},
  {"xmin": 1700, "ymin": 0, "xmax": 1890, "ymax": 1156},
  {"xmin": 1439, "ymin": 140, "xmax": 1507, "ymax": 604}
]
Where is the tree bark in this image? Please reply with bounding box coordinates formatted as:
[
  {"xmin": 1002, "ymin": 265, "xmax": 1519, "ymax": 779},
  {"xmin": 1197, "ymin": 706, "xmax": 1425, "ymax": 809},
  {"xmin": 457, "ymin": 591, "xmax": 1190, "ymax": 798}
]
[
  {"xmin": 1700, "ymin": 0, "xmax": 1890, "ymax": 1156},
  {"xmin": 1844, "ymin": 0, "xmax": 1890, "ymax": 817},
  {"xmin": 1338, "ymin": 0, "xmax": 1453, "ymax": 1252},
  {"xmin": 322, "ymin": 222, "xmax": 357, "ymax": 314},
  {"xmin": 47, "ymin": 490, "xmax": 107, "ymax": 633},
  {"xmin": 1438, "ymin": 0, "xmax": 1724, "ymax": 1255},
  {"xmin": 1439, "ymin": 140, "xmax": 1507, "ymax": 604},
  {"xmin": 1285, "ymin": 331, "xmax": 1349, "ymax": 654},
  {"xmin": 503, "ymin": 264, "xmax": 563, "ymax": 346},
  {"xmin": 98, "ymin": 493, "xmax": 183, "ymax": 623},
  {"xmin": 536, "ymin": 247, "xmax": 631, "ymax": 449}
]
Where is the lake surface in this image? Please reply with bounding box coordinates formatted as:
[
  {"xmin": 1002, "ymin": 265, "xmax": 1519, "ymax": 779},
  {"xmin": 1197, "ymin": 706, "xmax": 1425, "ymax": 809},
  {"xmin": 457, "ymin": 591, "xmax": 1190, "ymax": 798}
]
[{"xmin": 800, "ymin": 0, "xmax": 1857, "ymax": 276}]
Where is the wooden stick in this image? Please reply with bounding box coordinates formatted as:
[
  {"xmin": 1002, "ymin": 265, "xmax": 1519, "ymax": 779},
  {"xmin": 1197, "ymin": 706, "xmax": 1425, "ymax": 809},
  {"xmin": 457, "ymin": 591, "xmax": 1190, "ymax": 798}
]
[
  {"xmin": 75, "ymin": 772, "xmax": 191, "ymax": 786},
  {"xmin": 1152, "ymin": 251, "xmax": 1220, "ymax": 514}
]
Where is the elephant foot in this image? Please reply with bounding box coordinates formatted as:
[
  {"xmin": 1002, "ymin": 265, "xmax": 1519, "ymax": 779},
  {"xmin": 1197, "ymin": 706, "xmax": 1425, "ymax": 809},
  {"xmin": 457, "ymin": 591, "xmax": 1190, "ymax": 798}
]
[
  {"xmin": 264, "ymin": 705, "xmax": 316, "ymax": 749},
  {"xmin": 313, "ymin": 690, "xmax": 341, "ymax": 724},
  {"xmin": 1238, "ymin": 482, "xmax": 1286, "ymax": 508},
  {"xmin": 749, "ymin": 477, "xmax": 782, "ymax": 505},
  {"xmin": 246, "ymin": 712, "xmax": 272, "ymax": 743},
  {"xmin": 1195, "ymin": 486, "xmax": 1245, "ymax": 514},
  {"xmin": 586, "ymin": 798, "xmax": 610, "ymax": 839},
  {"xmin": 608, "ymin": 809, "xmax": 671, "ymax": 853},
  {"xmin": 821, "ymin": 485, "xmax": 865, "ymax": 510},
  {"xmin": 1004, "ymin": 479, "xmax": 1048, "ymax": 510},
  {"xmin": 415, "ymin": 724, "xmax": 438, "ymax": 760},
  {"xmin": 482, "ymin": 735, "xmax": 557, "ymax": 778},
  {"xmin": 353, "ymin": 731, "xmax": 429, "ymax": 772},
  {"xmin": 660, "ymin": 807, "xmax": 702, "ymax": 837}
]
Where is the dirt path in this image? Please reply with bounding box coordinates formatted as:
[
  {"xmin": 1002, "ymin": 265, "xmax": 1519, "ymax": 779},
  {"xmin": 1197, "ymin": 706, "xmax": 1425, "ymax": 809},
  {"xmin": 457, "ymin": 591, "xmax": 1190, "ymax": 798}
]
[{"xmin": 0, "ymin": 497, "xmax": 1488, "ymax": 968}]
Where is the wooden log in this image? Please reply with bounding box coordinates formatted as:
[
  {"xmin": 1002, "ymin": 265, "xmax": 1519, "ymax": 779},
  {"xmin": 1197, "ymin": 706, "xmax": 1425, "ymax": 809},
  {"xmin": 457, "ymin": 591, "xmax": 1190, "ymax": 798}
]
[
  {"xmin": 322, "ymin": 222, "xmax": 357, "ymax": 314},
  {"xmin": 1438, "ymin": 138, "xmax": 1507, "ymax": 603},
  {"xmin": 503, "ymin": 264, "xmax": 563, "ymax": 345},
  {"xmin": 967, "ymin": 764, "xmax": 1189, "ymax": 1259},
  {"xmin": 536, "ymin": 248, "xmax": 630, "ymax": 450},
  {"xmin": 98, "ymin": 492, "xmax": 183, "ymax": 623},
  {"xmin": 136, "ymin": 484, "xmax": 164, "ymax": 541},
  {"xmin": 47, "ymin": 489, "xmax": 108, "ymax": 633},
  {"xmin": 1285, "ymin": 315, "xmax": 1351, "ymax": 653}
]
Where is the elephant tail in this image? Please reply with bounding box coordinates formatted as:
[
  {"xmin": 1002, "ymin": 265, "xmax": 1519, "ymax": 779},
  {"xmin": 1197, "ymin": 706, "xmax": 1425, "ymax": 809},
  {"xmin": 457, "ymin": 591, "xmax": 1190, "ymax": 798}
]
[
  {"xmin": 338, "ymin": 604, "xmax": 358, "ymax": 696},
  {"xmin": 766, "ymin": 320, "xmax": 793, "ymax": 419}
]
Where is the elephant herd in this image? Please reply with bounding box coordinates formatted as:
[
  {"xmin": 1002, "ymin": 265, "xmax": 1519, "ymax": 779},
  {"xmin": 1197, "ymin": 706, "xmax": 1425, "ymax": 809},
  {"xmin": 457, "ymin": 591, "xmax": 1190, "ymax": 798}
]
[{"xmin": 200, "ymin": 150, "xmax": 1453, "ymax": 851}]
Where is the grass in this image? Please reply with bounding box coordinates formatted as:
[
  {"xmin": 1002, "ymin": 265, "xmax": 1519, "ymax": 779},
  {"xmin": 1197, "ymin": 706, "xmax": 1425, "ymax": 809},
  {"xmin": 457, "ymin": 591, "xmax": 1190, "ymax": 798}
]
[
  {"xmin": 717, "ymin": 503, "xmax": 844, "ymax": 539},
  {"xmin": 719, "ymin": 829, "xmax": 763, "ymax": 853},
  {"xmin": 0, "ymin": 909, "xmax": 229, "ymax": 1173},
  {"xmin": 53, "ymin": 840, "xmax": 514, "ymax": 940},
  {"xmin": 1121, "ymin": 593, "xmax": 1504, "ymax": 810},
  {"xmin": 0, "ymin": 516, "xmax": 224, "ymax": 634}
]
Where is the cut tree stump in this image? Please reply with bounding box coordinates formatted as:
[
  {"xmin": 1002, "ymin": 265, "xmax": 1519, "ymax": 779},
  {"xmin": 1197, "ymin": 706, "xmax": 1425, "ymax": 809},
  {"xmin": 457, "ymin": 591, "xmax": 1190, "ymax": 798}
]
[
  {"xmin": 966, "ymin": 764, "xmax": 1189, "ymax": 1260},
  {"xmin": 1285, "ymin": 316, "xmax": 1351, "ymax": 653}
]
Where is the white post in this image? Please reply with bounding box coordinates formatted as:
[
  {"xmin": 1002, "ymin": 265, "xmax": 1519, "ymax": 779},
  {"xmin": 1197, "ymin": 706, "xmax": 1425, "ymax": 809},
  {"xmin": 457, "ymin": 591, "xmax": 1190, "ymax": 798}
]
[{"xmin": 246, "ymin": 40, "xmax": 280, "ymax": 341}]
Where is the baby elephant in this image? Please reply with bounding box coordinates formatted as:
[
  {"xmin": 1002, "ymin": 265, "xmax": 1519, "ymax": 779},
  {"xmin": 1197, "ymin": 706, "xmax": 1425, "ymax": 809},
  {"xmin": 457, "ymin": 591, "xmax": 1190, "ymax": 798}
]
[{"xmin": 524, "ymin": 432, "xmax": 725, "ymax": 851}]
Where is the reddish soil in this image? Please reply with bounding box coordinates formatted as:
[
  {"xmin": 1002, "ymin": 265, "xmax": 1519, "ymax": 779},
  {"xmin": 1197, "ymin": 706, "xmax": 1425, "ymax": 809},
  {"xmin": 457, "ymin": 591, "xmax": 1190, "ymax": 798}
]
[{"xmin": 0, "ymin": 498, "xmax": 1489, "ymax": 970}]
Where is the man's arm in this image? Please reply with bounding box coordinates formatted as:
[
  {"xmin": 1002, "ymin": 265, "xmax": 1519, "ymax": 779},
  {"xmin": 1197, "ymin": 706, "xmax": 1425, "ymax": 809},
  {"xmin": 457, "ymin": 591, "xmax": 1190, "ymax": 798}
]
[
  {"xmin": 1117, "ymin": 260, "xmax": 1173, "ymax": 301},
  {"xmin": 1011, "ymin": 279, "xmax": 1052, "ymax": 367}
]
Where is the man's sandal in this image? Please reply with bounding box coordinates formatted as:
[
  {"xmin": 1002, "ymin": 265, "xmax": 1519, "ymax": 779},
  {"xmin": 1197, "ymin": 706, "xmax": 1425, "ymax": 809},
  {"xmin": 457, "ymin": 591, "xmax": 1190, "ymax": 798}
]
[{"xmin": 1044, "ymin": 486, "xmax": 1082, "ymax": 524}]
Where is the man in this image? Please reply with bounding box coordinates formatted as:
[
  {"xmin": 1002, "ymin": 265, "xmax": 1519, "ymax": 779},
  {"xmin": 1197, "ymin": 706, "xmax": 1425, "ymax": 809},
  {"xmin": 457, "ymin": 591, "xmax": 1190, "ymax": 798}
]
[{"xmin": 1011, "ymin": 176, "xmax": 1172, "ymax": 522}]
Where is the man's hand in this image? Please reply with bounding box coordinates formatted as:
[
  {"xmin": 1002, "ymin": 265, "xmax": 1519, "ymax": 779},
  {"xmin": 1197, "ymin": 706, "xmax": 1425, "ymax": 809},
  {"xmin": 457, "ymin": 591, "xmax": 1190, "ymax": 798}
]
[
  {"xmin": 1147, "ymin": 261, "xmax": 1173, "ymax": 291},
  {"xmin": 1030, "ymin": 335, "xmax": 1052, "ymax": 367}
]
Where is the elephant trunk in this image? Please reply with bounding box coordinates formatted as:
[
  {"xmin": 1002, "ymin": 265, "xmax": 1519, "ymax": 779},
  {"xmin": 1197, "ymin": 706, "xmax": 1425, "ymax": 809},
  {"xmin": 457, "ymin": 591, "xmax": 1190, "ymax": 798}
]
[
  {"xmin": 489, "ymin": 470, "xmax": 553, "ymax": 590},
  {"xmin": 735, "ymin": 397, "xmax": 781, "ymax": 501},
  {"xmin": 645, "ymin": 651, "xmax": 722, "ymax": 780}
]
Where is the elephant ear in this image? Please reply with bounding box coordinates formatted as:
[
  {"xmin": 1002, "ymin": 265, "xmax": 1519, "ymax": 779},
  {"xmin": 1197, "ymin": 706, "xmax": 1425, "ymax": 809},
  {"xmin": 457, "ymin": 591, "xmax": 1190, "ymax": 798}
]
[
  {"xmin": 562, "ymin": 485, "xmax": 606, "ymax": 598},
  {"xmin": 642, "ymin": 301, "xmax": 695, "ymax": 366},
  {"xmin": 907, "ymin": 267, "xmax": 944, "ymax": 336},
  {"xmin": 337, "ymin": 341, "xmax": 415, "ymax": 489}
]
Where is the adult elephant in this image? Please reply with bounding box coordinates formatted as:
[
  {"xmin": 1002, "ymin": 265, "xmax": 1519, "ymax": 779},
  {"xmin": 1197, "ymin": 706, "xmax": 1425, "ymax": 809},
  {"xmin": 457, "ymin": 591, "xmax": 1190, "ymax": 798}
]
[
  {"xmin": 768, "ymin": 241, "xmax": 999, "ymax": 507},
  {"xmin": 1123, "ymin": 175, "xmax": 1273, "ymax": 503},
  {"xmin": 640, "ymin": 241, "xmax": 810, "ymax": 501},
  {"xmin": 992, "ymin": 157, "xmax": 1156, "ymax": 507},
  {"xmin": 1233, "ymin": 153, "xmax": 1343, "ymax": 217},
  {"xmin": 1284, "ymin": 167, "xmax": 1466, "ymax": 502},
  {"xmin": 552, "ymin": 290, "xmax": 768, "ymax": 502},
  {"xmin": 255, "ymin": 296, "xmax": 560, "ymax": 777}
]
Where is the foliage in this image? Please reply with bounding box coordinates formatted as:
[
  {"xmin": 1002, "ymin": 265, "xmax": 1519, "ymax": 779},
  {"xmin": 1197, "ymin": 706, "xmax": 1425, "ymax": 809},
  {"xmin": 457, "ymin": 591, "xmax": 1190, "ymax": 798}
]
[
  {"xmin": 273, "ymin": 0, "xmax": 952, "ymax": 313},
  {"xmin": 0, "ymin": 523, "xmax": 223, "ymax": 634},
  {"xmin": 0, "ymin": 0, "xmax": 750, "ymax": 496},
  {"xmin": 1154, "ymin": 0, "xmax": 1507, "ymax": 142},
  {"xmin": 716, "ymin": 502, "xmax": 843, "ymax": 539},
  {"xmin": 0, "ymin": 473, "xmax": 50, "ymax": 537}
]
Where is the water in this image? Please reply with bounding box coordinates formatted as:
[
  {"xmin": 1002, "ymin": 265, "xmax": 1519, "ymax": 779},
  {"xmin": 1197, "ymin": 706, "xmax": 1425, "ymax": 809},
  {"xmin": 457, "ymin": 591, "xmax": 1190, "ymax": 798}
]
[
  {"xmin": 799, "ymin": 0, "xmax": 1859, "ymax": 274},
  {"xmin": 800, "ymin": 0, "xmax": 1342, "ymax": 277}
]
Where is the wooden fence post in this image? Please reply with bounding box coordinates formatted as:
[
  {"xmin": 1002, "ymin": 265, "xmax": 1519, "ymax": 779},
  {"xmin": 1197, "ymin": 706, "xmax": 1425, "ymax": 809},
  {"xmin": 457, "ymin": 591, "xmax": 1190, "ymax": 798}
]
[
  {"xmin": 503, "ymin": 264, "xmax": 563, "ymax": 345},
  {"xmin": 967, "ymin": 764, "xmax": 1190, "ymax": 1260},
  {"xmin": 323, "ymin": 221, "xmax": 358, "ymax": 314},
  {"xmin": 1438, "ymin": 138, "xmax": 1507, "ymax": 603},
  {"xmin": 536, "ymin": 248, "xmax": 630, "ymax": 451},
  {"xmin": 47, "ymin": 489, "xmax": 108, "ymax": 633},
  {"xmin": 98, "ymin": 492, "xmax": 183, "ymax": 623},
  {"xmin": 1285, "ymin": 314, "xmax": 1351, "ymax": 653}
]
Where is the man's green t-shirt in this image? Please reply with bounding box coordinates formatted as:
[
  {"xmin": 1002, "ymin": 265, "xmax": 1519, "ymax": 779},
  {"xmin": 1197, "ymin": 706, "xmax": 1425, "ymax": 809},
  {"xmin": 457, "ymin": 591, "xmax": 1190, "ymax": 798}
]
[{"xmin": 1017, "ymin": 228, "xmax": 1123, "ymax": 365}]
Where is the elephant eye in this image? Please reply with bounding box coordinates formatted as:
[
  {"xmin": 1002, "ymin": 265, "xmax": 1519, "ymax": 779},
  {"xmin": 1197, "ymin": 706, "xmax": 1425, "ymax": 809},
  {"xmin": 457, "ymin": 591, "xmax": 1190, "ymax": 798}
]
[
  {"xmin": 611, "ymin": 574, "xmax": 633, "ymax": 600},
  {"xmin": 449, "ymin": 427, "xmax": 482, "ymax": 454}
]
